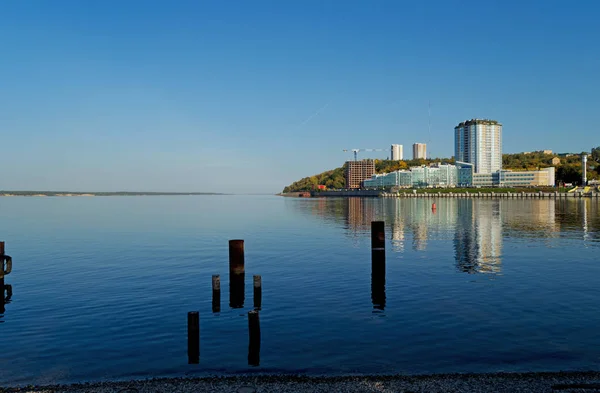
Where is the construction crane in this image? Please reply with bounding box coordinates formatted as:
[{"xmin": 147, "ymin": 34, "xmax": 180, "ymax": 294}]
[{"xmin": 342, "ymin": 148, "xmax": 385, "ymax": 161}]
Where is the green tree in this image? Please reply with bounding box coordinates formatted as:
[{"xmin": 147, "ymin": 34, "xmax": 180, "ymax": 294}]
[{"xmin": 591, "ymin": 146, "xmax": 600, "ymax": 162}]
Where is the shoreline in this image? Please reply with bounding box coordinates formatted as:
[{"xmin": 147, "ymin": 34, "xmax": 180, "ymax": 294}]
[
  {"xmin": 5, "ymin": 371, "xmax": 600, "ymax": 393},
  {"xmin": 279, "ymin": 190, "xmax": 600, "ymax": 199}
]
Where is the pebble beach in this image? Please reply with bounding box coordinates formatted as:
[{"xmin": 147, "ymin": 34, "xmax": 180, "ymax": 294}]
[{"xmin": 3, "ymin": 372, "xmax": 600, "ymax": 393}]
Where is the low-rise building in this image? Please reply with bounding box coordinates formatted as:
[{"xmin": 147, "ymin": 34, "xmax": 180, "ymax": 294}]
[
  {"xmin": 457, "ymin": 162, "xmax": 555, "ymax": 187},
  {"xmin": 363, "ymin": 162, "xmax": 556, "ymax": 189},
  {"xmin": 499, "ymin": 167, "xmax": 555, "ymax": 187},
  {"xmin": 364, "ymin": 164, "xmax": 459, "ymax": 188}
]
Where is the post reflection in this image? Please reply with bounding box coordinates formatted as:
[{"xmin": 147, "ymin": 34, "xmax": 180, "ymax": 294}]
[
  {"xmin": 1, "ymin": 249, "xmax": 12, "ymax": 317},
  {"xmin": 0, "ymin": 278, "xmax": 12, "ymax": 316},
  {"xmin": 371, "ymin": 249, "xmax": 386, "ymax": 310},
  {"xmin": 229, "ymin": 273, "xmax": 245, "ymax": 309}
]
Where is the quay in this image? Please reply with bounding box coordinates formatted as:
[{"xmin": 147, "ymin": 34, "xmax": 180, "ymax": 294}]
[
  {"xmin": 306, "ymin": 190, "xmax": 600, "ymax": 198},
  {"xmin": 379, "ymin": 191, "xmax": 600, "ymax": 199}
]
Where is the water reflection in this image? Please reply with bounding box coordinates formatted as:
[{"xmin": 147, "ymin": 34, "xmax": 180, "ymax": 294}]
[
  {"xmin": 297, "ymin": 197, "xmax": 600, "ymax": 274},
  {"xmin": 454, "ymin": 199, "xmax": 502, "ymax": 274},
  {"xmin": 0, "ymin": 278, "xmax": 12, "ymax": 318},
  {"xmin": 371, "ymin": 249, "xmax": 386, "ymax": 310},
  {"xmin": 1, "ymin": 251, "xmax": 13, "ymax": 319}
]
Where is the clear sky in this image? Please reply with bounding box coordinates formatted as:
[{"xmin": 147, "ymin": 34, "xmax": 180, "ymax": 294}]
[{"xmin": 1, "ymin": 1, "xmax": 598, "ymax": 193}]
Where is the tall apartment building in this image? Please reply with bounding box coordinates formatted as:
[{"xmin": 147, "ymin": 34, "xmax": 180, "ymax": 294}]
[
  {"xmin": 412, "ymin": 143, "xmax": 427, "ymax": 160},
  {"xmin": 345, "ymin": 159, "xmax": 375, "ymax": 189},
  {"xmin": 391, "ymin": 144, "xmax": 403, "ymax": 160},
  {"xmin": 455, "ymin": 119, "xmax": 502, "ymax": 174}
]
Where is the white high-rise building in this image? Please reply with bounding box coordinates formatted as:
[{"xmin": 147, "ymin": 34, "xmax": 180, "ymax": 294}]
[
  {"xmin": 412, "ymin": 143, "xmax": 427, "ymax": 160},
  {"xmin": 391, "ymin": 144, "xmax": 403, "ymax": 160},
  {"xmin": 454, "ymin": 119, "xmax": 502, "ymax": 174}
]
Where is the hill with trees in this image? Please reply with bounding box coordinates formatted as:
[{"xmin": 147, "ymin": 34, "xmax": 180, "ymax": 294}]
[
  {"xmin": 282, "ymin": 148, "xmax": 600, "ymax": 193},
  {"xmin": 282, "ymin": 157, "xmax": 453, "ymax": 193}
]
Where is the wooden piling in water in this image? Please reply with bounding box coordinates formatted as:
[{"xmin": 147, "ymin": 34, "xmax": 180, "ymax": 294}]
[
  {"xmin": 229, "ymin": 240, "xmax": 245, "ymax": 274},
  {"xmin": 371, "ymin": 221, "xmax": 385, "ymax": 251},
  {"xmin": 187, "ymin": 311, "xmax": 200, "ymax": 364},
  {"xmin": 253, "ymin": 275, "xmax": 262, "ymax": 310},
  {"xmin": 248, "ymin": 310, "xmax": 261, "ymax": 366},
  {"xmin": 0, "ymin": 242, "xmax": 4, "ymax": 314},
  {"xmin": 212, "ymin": 275, "xmax": 220, "ymax": 313},
  {"xmin": 229, "ymin": 240, "xmax": 245, "ymax": 309}
]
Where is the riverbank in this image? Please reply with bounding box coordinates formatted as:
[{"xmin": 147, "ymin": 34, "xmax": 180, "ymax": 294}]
[
  {"xmin": 381, "ymin": 191, "xmax": 599, "ymax": 199},
  {"xmin": 6, "ymin": 371, "xmax": 600, "ymax": 392},
  {"xmin": 279, "ymin": 189, "xmax": 600, "ymax": 198}
]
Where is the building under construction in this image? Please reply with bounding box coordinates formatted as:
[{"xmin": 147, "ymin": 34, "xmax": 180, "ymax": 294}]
[{"xmin": 345, "ymin": 159, "xmax": 375, "ymax": 189}]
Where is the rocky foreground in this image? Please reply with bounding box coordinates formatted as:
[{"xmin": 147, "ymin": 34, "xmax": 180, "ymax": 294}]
[{"xmin": 3, "ymin": 372, "xmax": 600, "ymax": 393}]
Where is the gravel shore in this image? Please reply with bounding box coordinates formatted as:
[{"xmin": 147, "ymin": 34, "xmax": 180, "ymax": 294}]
[{"xmin": 3, "ymin": 372, "xmax": 600, "ymax": 393}]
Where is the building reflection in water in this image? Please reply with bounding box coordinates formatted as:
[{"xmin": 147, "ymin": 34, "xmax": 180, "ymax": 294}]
[
  {"xmin": 454, "ymin": 199, "xmax": 502, "ymax": 274},
  {"xmin": 295, "ymin": 195, "xmax": 600, "ymax": 275}
]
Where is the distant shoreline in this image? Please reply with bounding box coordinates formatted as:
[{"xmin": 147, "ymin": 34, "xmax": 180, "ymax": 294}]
[{"xmin": 0, "ymin": 191, "xmax": 225, "ymax": 197}]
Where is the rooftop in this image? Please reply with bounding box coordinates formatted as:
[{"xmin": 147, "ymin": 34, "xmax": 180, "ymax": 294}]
[{"xmin": 456, "ymin": 119, "xmax": 502, "ymax": 127}]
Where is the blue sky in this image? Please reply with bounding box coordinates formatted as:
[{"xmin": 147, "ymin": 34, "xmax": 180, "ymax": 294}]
[{"xmin": 1, "ymin": 1, "xmax": 598, "ymax": 193}]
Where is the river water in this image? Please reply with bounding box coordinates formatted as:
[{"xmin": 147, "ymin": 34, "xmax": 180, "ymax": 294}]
[{"xmin": 0, "ymin": 195, "xmax": 599, "ymax": 385}]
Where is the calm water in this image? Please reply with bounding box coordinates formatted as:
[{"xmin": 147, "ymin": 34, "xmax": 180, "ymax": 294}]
[{"xmin": 1, "ymin": 195, "xmax": 600, "ymax": 385}]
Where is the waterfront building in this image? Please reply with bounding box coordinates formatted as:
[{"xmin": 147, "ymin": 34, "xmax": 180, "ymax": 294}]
[
  {"xmin": 345, "ymin": 159, "xmax": 375, "ymax": 189},
  {"xmin": 391, "ymin": 144, "xmax": 403, "ymax": 161},
  {"xmin": 499, "ymin": 167, "xmax": 555, "ymax": 187},
  {"xmin": 454, "ymin": 119, "xmax": 502, "ymax": 174},
  {"xmin": 412, "ymin": 143, "xmax": 427, "ymax": 160},
  {"xmin": 363, "ymin": 164, "xmax": 459, "ymax": 188},
  {"xmin": 457, "ymin": 162, "xmax": 555, "ymax": 187},
  {"xmin": 363, "ymin": 159, "xmax": 554, "ymax": 189}
]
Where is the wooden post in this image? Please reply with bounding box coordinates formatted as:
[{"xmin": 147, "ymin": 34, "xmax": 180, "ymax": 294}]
[
  {"xmin": 229, "ymin": 240, "xmax": 245, "ymax": 275},
  {"xmin": 229, "ymin": 240, "xmax": 245, "ymax": 309},
  {"xmin": 371, "ymin": 221, "xmax": 385, "ymax": 251},
  {"xmin": 0, "ymin": 242, "xmax": 10, "ymax": 278},
  {"xmin": 212, "ymin": 275, "xmax": 220, "ymax": 313},
  {"xmin": 0, "ymin": 242, "xmax": 4, "ymax": 314},
  {"xmin": 371, "ymin": 222, "xmax": 385, "ymax": 310},
  {"xmin": 248, "ymin": 310, "xmax": 260, "ymax": 366},
  {"xmin": 187, "ymin": 311, "xmax": 200, "ymax": 364},
  {"xmin": 253, "ymin": 275, "xmax": 262, "ymax": 310},
  {"xmin": 0, "ymin": 241, "xmax": 4, "ymax": 280}
]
